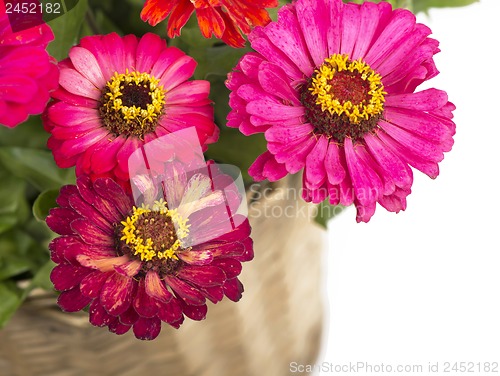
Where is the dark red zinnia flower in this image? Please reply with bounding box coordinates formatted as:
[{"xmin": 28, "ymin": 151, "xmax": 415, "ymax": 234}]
[{"xmin": 46, "ymin": 172, "xmax": 253, "ymax": 340}]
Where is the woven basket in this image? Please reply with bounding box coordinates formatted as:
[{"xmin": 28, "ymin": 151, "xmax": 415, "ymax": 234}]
[{"xmin": 0, "ymin": 174, "xmax": 325, "ymax": 376}]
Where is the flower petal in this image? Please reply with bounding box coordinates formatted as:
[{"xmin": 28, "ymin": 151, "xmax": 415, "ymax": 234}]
[
  {"xmin": 177, "ymin": 248, "xmax": 213, "ymax": 265},
  {"xmin": 177, "ymin": 265, "xmax": 226, "ymax": 287},
  {"xmin": 100, "ymin": 273, "xmax": 135, "ymax": 316},
  {"xmin": 57, "ymin": 287, "xmax": 91, "ymax": 312},
  {"xmin": 351, "ymin": 2, "xmax": 384, "ymax": 60},
  {"xmin": 133, "ymin": 278, "xmax": 160, "ymax": 318},
  {"xmin": 71, "ymin": 219, "xmax": 114, "ymax": 247},
  {"xmin": 223, "ymin": 278, "xmax": 244, "ymax": 302},
  {"xmin": 324, "ymin": 142, "xmax": 346, "ymax": 186},
  {"xmin": 165, "ymin": 276, "xmax": 205, "ymax": 306},
  {"xmin": 344, "ymin": 138, "xmax": 382, "ymax": 207},
  {"xmin": 364, "ymin": 9, "xmax": 416, "ymax": 69},
  {"xmin": 89, "ymin": 299, "xmax": 114, "ymax": 327},
  {"xmin": 156, "ymin": 298, "xmax": 184, "ymax": 325},
  {"xmin": 180, "ymin": 301, "xmax": 207, "ymax": 321},
  {"xmin": 46, "ymin": 208, "xmax": 81, "ymax": 236},
  {"xmin": 364, "ymin": 133, "xmax": 412, "ymax": 188},
  {"xmin": 305, "ymin": 135, "xmax": 328, "ymax": 189},
  {"xmin": 119, "ymin": 306, "xmax": 140, "ymax": 326},
  {"xmin": 247, "ymin": 99, "xmax": 304, "ymax": 121},
  {"xmin": 109, "ymin": 320, "xmax": 132, "ymax": 335},
  {"xmin": 211, "ymin": 258, "xmax": 242, "ymax": 279},
  {"xmin": 93, "ymin": 178, "xmax": 133, "ymax": 218},
  {"xmin": 51, "ymin": 264, "xmax": 91, "ymax": 292},
  {"xmin": 340, "ymin": 3, "xmax": 361, "ymax": 57},
  {"xmin": 145, "ymin": 270, "xmax": 173, "ymax": 303},
  {"xmin": 68, "ymin": 46, "xmax": 106, "ymax": 89},
  {"xmin": 296, "ymin": 0, "xmax": 329, "ymax": 67},
  {"xmin": 80, "ymin": 271, "xmax": 111, "ymax": 299},
  {"xmin": 133, "ymin": 317, "xmax": 162, "ymax": 340},
  {"xmin": 59, "ymin": 68, "xmax": 101, "ymax": 100},
  {"xmin": 263, "ymin": 6, "xmax": 313, "ymax": 76},
  {"xmin": 135, "ymin": 32, "xmax": 167, "ymax": 72}
]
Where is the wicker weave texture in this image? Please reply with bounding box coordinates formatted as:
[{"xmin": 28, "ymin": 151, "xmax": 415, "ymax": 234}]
[{"xmin": 0, "ymin": 176, "xmax": 325, "ymax": 376}]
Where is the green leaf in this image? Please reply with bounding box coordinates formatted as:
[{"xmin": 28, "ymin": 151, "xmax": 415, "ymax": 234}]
[
  {"xmin": 413, "ymin": 0, "xmax": 478, "ymax": 13},
  {"xmin": 29, "ymin": 260, "xmax": 56, "ymax": 292},
  {"xmin": 204, "ymin": 45, "xmax": 250, "ymax": 79},
  {"xmin": 392, "ymin": 0, "xmax": 413, "ymax": 9},
  {"xmin": 314, "ymin": 201, "xmax": 346, "ymax": 229},
  {"xmin": 0, "ymin": 170, "xmax": 26, "ymax": 215},
  {"xmin": 33, "ymin": 189, "xmax": 60, "ymax": 222},
  {"xmin": 87, "ymin": 0, "xmax": 162, "ymax": 37},
  {"xmin": 205, "ymin": 129, "xmax": 268, "ymax": 184},
  {"xmin": 0, "ymin": 147, "xmax": 75, "ymax": 192},
  {"xmin": 17, "ymin": 260, "xmax": 55, "ymax": 303},
  {"xmin": 0, "ymin": 229, "xmax": 50, "ymax": 281},
  {"xmin": 0, "ymin": 167, "xmax": 29, "ymax": 234},
  {"xmin": 0, "ymin": 258, "xmax": 31, "ymax": 282},
  {"xmin": 126, "ymin": 0, "xmax": 146, "ymax": 5},
  {"xmin": 0, "ymin": 216, "xmax": 18, "ymax": 236},
  {"xmin": 62, "ymin": 0, "xmax": 82, "ymax": 13},
  {"xmin": 47, "ymin": 0, "xmax": 88, "ymax": 61},
  {"xmin": 174, "ymin": 26, "xmax": 249, "ymax": 81},
  {"xmin": 89, "ymin": 7, "xmax": 124, "ymax": 36},
  {"xmin": 172, "ymin": 26, "xmax": 216, "ymax": 51},
  {"xmin": 0, "ymin": 115, "xmax": 48, "ymax": 149},
  {"xmin": 23, "ymin": 217, "xmax": 56, "ymax": 244},
  {"xmin": 207, "ymin": 75, "xmax": 232, "ymax": 127},
  {"xmin": 268, "ymin": 0, "xmax": 293, "ymax": 21},
  {"xmin": 0, "ymin": 231, "xmax": 32, "ymax": 280},
  {"xmin": 0, "ymin": 281, "xmax": 23, "ymax": 329}
]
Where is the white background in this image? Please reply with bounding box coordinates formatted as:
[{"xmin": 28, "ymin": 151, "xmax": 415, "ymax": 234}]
[{"xmin": 320, "ymin": 0, "xmax": 500, "ymax": 375}]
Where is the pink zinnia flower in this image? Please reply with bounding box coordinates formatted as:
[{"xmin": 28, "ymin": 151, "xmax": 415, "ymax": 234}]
[
  {"xmin": 46, "ymin": 173, "xmax": 252, "ymax": 340},
  {"xmin": 0, "ymin": 2, "xmax": 58, "ymax": 127},
  {"xmin": 43, "ymin": 32, "xmax": 219, "ymax": 188},
  {"xmin": 226, "ymin": 0, "xmax": 456, "ymax": 222}
]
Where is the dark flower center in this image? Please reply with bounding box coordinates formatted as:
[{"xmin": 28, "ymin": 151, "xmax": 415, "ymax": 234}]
[
  {"xmin": 329, "ymin": 71, "xmax": 371, "ymax": 105},
  {"xmin": 115, "ymin": 201, "xmax": 190, "ymax": 276},
  {"xmin": 99, "ymin": 71, "xmax": 166, "ymax": 139},
  {"xmin": 134, "ymin": 211, "xmax": 179, "ymax": 251},
  {"xmin": 121, "ymin": 83, "xmax": 153, "ymax": 109},
  {"xmin": 300, "ymin": 54, "xmax": 386, "ymax": 143}
]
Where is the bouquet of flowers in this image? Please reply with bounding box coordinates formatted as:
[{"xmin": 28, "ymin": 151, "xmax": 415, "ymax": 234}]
[{"xmin": 0, "ymin": 0, "xmax": 475, "ymax": 368}]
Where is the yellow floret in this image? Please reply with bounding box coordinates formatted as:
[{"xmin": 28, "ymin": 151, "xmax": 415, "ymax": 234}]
[
  {"xmin": 120, "ymin": 201, "xmax": 190, "ymax": 262},
  {"xmin": 309, "ymin": 54, "xmax": 386, "ymax": 124}
]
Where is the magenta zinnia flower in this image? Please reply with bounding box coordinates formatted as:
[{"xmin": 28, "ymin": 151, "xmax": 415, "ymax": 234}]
[
  {"xmin": 46, "ymin": 174, "xmax": 252, "ymax": 340},
  {"xmin": 0, "ymin": 3, "xmax": 58, "ymax": 127},
  {"xmin": 43, "ymin": 32, "xmax": 219, "ymax": 187},
  {"xmin": 226, "ymin": 0, "xmax": 456, "ymax": 222}
]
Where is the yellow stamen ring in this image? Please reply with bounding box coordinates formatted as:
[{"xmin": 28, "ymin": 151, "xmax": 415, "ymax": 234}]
[
  {"xmin": 100, "ymin": 69, "xmax": 166, "ymax": 137},
  {"xmin": 120, "ymin": 200, "xmax": 190, "ymax": 262},
  {"xmin": 309, "ymin": 54, "xmax": 386, "ymax": 124},
  {"xmin": 106, "ymin": 70, "xmax": 165, "ymax": 125}
]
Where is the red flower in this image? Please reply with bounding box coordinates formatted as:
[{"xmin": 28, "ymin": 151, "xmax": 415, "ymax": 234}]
[{"xmin": 140, "ymin": 0, "xmax": 278, "ymax": 48}]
